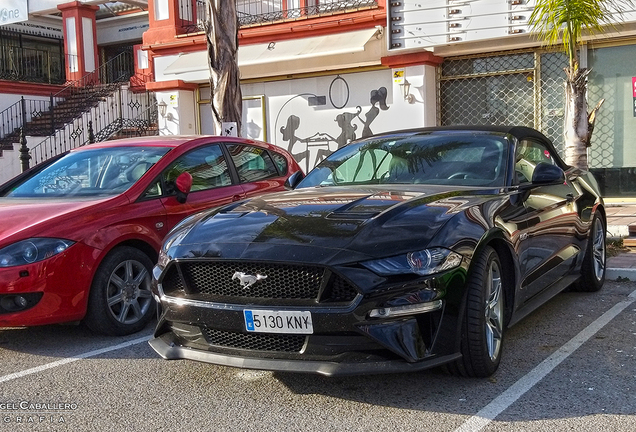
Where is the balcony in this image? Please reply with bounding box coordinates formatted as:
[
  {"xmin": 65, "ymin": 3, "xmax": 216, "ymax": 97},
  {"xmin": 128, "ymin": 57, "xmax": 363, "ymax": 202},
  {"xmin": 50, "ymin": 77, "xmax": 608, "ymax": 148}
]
[
  {"xmin": 0, "ymin": 45, "xmax": 66, "ymax": 85},
  {"xmin": 180, "ymin": 0, "xmax": 379, "ymax": 33}
]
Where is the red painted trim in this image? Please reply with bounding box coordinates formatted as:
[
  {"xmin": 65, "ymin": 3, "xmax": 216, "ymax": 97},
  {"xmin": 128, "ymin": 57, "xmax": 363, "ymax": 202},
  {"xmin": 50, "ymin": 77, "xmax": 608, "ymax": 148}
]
[
  {"xmin": 146, "ymin": 80, "xmax": 199, "ymax": 91},
  {"xmin": 381, "ymin": 52, "xmax": 444, "ymax": 68},
  {"xmin": 0, "ymin": 81, "xmax": 66, "ymax": 96},
  {"xmin": 143, "ymin": 7, "xmax": 386, "ymax": 52},
  {"xmin": 143, "ymin": 35, "xmax": 206, "ymax": 55},
  {"xmin": 239, "ymin": 10, "xmax": 386, "ymax": 44},
  {"xmin": 58, "ymin": 2, "xmax": 100, "ymax": 83}
]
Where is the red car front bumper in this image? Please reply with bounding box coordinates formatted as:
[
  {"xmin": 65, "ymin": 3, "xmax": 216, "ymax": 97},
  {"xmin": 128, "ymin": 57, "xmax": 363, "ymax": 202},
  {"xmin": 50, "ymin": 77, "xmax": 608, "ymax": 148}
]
[{"xmin": 0, "ymin": 242, "xmax": 100, "ymax": 327}]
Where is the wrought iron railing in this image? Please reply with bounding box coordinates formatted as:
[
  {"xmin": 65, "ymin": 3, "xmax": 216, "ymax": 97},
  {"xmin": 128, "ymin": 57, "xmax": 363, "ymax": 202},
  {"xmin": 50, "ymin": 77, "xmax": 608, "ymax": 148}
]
[
  {"xmin": 0, "ymin": 98, "xmax": 52, "ymax": 146},
  {"xmin": 0, "ymin": 45, "xmax": 66, "ymax": 84},
  {"xmin": 180, "ymin": 0, "xmax": 378, "ymax": 33},
  {"xmin": 29, "ymin": 86, "xmax": 158, "ymax": 166}
]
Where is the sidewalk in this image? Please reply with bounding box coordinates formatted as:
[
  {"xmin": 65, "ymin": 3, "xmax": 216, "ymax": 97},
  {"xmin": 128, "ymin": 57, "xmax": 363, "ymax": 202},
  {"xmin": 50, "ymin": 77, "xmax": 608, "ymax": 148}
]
[{"xmin": 606, "ymin": 204, "xmax": 636, "ymax": 280}]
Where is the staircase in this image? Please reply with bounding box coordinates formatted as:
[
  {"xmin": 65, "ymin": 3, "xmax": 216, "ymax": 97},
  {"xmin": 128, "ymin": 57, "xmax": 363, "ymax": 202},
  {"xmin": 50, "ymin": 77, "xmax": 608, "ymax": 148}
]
[
  {"xmin": 0, "ymin": 82, "xmax": 121, "ymax": 154},
  {"xmin": 0, "ymin": 53, "xmax": 158, "ymax": 181},
  {"xmin": 0, "ymin": 52, "xmax": 158, "ymax": 167},
  {"xmin": 28, "ymin": 84, "xmax": 158, "ymax": 166}
]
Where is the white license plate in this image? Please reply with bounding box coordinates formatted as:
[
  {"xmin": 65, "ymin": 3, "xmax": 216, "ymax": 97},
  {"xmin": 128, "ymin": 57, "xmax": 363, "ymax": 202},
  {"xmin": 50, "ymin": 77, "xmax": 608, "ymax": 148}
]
[{"xmin": 244, "ymin": 309, "xmax": 313, "ymax": 334}]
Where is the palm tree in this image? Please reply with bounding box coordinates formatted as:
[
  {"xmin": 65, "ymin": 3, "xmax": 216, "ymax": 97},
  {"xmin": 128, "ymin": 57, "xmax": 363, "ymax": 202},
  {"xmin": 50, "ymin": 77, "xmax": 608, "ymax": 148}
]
[
  {"xmin": 205, "ymin": 0, "xmax": 242, "ymax": 136},
  {"xmin": 529, "ymin": 0, "xmax": 632, "ymax": 169}
]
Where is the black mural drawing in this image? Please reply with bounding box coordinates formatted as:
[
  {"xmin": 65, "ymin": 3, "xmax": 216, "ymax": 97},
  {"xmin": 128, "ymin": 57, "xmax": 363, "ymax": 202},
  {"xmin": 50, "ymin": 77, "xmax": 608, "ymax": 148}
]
[
  {"xmin": 359, "ymin": 87, "xmax": 390, "ymax": 138},
  {"xmin": 280, "ymin": 85, "xmax": 390, "ymax": 172}
]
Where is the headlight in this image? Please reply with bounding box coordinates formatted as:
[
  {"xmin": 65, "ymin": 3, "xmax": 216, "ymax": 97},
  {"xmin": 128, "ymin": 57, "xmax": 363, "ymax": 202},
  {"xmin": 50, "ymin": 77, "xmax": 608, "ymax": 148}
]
[
  {"xmin": 363, "ymin": 247, "xmax": 462, "ymax": 276},
  {"xmin": 0, "ymin": 238, "xmax": 75, "ymax": 268}
]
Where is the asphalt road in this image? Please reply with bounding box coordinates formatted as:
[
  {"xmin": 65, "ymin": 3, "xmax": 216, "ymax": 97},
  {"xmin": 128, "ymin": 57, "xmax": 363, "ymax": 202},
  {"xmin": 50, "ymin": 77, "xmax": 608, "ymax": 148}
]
[{"xmin": 0, "ymin": 280, "xmax": 634, "ymax": 432}]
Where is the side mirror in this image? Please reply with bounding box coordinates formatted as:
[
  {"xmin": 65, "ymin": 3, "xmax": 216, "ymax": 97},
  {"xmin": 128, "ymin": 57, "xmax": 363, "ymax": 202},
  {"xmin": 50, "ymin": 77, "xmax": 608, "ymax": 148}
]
[
  {"xmin": 532, "ymin": 162, "xmax": 565, "ymax": 185},
  {"xmin": 284, "ymin": 170, "xmax": 305, "ymax": 190},
  {"xmin": 175, "ymin": 172, "xmax": 193, "ymax": 203}
]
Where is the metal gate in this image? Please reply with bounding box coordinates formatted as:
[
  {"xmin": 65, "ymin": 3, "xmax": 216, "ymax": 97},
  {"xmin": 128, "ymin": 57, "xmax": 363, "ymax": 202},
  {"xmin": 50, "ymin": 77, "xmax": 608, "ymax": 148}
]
[{"xmin": 439, "ymin": 50, "xmax": 568, "ymax": 155}]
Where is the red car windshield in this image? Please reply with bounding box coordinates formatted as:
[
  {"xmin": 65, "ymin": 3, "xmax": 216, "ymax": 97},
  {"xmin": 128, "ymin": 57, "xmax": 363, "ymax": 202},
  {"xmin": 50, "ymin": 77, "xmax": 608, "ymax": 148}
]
[{"xmin": 5, "ymin": 146, "xmax": 170, "ymax": 198}]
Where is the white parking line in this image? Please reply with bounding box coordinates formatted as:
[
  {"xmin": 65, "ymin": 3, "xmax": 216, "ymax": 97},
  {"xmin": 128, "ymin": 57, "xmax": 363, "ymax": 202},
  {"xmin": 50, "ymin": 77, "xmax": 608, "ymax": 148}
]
[
  {"xmin": 0, "ymin": 334, "xmax": 150, "ymax": 384},
  {"xmin": 455, "ymin": 288, "xmax": 636, "ymax": 432}
]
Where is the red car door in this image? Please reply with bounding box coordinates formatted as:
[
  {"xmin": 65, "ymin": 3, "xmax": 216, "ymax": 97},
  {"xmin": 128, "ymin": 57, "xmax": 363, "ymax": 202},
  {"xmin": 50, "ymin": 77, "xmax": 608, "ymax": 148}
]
[{"xmin": 158, "ymin": 143, "xmax": 246, "ymax": 231}]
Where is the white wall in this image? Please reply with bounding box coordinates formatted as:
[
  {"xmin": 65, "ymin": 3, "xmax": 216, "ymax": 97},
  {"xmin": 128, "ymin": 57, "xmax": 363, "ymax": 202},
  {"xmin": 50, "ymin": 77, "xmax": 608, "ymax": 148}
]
[
  {"xmin": 96, "ymin": 13, "xmax": 149, "ymax": 45},
  {"xmin": 238, "ymin": 68, "xmax": 432, "ymax": 173},
  {"xmin": 0, "ymin": 136, "xmax": 43, "ymax": 185},
  {"xmin": 156, "ymin": 91, "xmax": 197, "ymax": 136}
]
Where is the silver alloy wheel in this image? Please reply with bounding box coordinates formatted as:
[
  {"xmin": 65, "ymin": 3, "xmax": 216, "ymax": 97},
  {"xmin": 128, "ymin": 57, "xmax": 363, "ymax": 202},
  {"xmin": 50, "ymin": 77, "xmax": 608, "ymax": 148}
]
[
  {"xmin": 485, "ymin": 259, "xmax": 504, "ymax": 362},
  {"xmin": 106, "ymin": 259, "xmax": 153, "ymax": 324},
  {"xmin": 592, "ymin": 217, "xmax": 606, "ymax": 281}
]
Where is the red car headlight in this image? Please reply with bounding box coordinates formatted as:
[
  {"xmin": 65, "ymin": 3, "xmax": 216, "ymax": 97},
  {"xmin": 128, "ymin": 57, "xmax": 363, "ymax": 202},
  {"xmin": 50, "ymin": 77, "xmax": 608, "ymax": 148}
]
[{"xmin": 0, "ymin": 238, "xmax": 75, "ymax": 268}]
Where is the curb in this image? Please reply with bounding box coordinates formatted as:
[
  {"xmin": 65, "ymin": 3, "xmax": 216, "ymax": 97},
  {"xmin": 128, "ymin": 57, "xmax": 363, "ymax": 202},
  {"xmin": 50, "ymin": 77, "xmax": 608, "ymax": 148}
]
[
  {"xmin": 607, "ymin": 224, "xmax": 629, "ymax": 239},
  {"xmin": 606, "ymin": 268, "xmax": 636, "ymax": 281}
]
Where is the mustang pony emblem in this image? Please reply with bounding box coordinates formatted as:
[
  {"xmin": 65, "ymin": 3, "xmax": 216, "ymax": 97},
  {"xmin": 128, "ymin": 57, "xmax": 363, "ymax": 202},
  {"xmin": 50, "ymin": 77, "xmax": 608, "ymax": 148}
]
[{"xmin": 232, "ymin": 271, "xmax": 267, "ymax": 288}]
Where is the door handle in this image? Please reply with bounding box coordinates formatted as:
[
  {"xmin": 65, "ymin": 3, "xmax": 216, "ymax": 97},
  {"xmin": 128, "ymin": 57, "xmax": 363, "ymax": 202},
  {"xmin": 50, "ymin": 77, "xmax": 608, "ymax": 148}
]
[{"xmin": 232, "ymin": 195, "xmax": 243, "ymax": 202}]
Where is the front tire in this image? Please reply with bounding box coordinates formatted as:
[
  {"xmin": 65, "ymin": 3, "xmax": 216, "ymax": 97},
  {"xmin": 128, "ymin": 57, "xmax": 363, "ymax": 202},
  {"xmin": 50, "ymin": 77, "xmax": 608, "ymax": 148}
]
[
  {"xmin": 84, "ymin": 246, "xmax": 155, "ymax": 336},
  {"xmin": 449, "ymin": 246, "xmax": 505, "ymax": 377},
  {"xmin": 572, "ymin": 213, "xmax": 606, "ymax": 292}
]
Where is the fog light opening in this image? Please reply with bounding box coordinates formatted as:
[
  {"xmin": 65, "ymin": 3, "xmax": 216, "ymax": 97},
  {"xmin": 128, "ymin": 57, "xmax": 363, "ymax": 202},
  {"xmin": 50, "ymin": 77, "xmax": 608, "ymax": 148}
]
[
  {"xmin": 1, "ymin": 295, "xmax": 28, "ymax": 312},
  {"xmin": 369, "ymin": 299, "xmax": 443, "ymax": 318},
  {"xmin": 0, "ymin": 293, "xmax": 42, "ymax": 313}
]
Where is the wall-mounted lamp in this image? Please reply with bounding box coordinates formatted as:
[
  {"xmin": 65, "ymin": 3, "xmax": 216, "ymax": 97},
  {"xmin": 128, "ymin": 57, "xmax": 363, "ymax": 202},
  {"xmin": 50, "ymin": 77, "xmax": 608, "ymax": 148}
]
[
  {"xmin": 400, "ymin": 80, "xmax": 414, "ymax": 104},
  {"xmin": 158, "ymin": 100, "xmax": 167, "ymax": 117}
]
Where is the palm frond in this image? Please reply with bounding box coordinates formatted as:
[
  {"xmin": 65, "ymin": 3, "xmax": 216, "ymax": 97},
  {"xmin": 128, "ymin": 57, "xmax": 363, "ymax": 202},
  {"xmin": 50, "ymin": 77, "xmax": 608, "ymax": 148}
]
[{"xmin": 529, "ymin": 0, "xmax": 634, "ymax": 69}]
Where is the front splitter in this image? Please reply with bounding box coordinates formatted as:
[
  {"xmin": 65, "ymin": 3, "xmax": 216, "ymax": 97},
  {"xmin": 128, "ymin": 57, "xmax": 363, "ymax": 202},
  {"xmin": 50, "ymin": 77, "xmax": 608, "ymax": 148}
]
[{"xmin": 149, "ymin": 334, "xmax": 461, "ymax": 376}]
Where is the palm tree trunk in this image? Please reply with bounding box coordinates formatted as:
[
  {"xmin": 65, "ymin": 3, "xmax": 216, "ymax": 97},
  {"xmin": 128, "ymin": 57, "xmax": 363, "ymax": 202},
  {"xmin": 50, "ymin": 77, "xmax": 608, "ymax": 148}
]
[
  {"xmin": 205, "ymin": 0, "xmax": 242, "ymax": 136},
  {"xmin": 563, "ymin": 67, "xmax": 589, "ymax": 169}
]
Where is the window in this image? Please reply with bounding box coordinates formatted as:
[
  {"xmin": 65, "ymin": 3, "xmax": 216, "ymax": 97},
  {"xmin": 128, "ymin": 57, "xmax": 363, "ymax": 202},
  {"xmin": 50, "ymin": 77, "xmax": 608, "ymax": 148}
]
[
  {"xmin": 270, "ymin": 151, "xmax": 288, "ymax": 175},
  {"xmin": 6, "ymin": 146, "xmax": 168, "ymax": 197},
  {"xmin": 227, "ymin": 145, "xmax": 278, "ymax": 182},
  {"xmin": 164, "ymin": 145, "xmax": 232, "ymax": 192},
  {"xmin": 515, "ymin": 139, "xmax": 557, "ymax": 184}
]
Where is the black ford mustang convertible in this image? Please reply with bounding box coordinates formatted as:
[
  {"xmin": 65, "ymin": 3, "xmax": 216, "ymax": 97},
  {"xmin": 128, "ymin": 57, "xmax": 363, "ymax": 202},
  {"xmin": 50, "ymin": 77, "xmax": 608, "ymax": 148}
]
[{"xmin": 149, "ymin": 126, "xmax": 606, "ymax": 377}]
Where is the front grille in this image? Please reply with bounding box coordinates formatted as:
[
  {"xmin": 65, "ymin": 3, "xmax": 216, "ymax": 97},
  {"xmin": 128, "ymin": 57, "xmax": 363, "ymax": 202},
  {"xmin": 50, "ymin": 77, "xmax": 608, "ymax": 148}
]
[
  {"xmin": 326, "ymin": 275, "xmax": 359, "ymax": 303},
  {"xmin": 161, "ymin": 266, "xmax": 185, "ymax": 295},
  {"xmin": 161, "ymin": 261, "xmax": 359, "ymax": 303},
  {"xmin": 202, "ymin": 328, "xmax": 306, "ymax": 352}
]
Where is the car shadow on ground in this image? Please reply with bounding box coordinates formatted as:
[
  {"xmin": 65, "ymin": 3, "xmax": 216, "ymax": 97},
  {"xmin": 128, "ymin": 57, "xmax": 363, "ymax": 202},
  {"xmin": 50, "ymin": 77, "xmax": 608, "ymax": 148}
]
[
  {"xmin": 264, "ymin": 282, "xmax": 636, "ymax": 420},
  {"xmin": 0, "ymin": 320, "xmax": 157, "ymax": 360}
]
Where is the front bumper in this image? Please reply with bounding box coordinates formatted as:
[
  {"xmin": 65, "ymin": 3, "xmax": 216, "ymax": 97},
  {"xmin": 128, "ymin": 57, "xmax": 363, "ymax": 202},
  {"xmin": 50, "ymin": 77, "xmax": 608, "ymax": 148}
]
[
  {"xmin": 150, "ymin": 258, "xmax": 469, "ymax": 374},
  {"xmin": 149, "ymin": 331, "xmax": 462, "ymax": 376},
  {"xmin": 0, "ymin": 242, "xmax": 98, "ymax": 327}
]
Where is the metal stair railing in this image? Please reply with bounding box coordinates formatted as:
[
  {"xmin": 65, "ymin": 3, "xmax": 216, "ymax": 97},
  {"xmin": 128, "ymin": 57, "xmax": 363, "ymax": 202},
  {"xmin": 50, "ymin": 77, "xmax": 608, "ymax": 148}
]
[
  {"xmin": 48, "ymin": 51, "xmax": 134, "ymax": 135},
  {"xmin": 0, "ymin": 97, "xmax": 53, "ymax": 146},
  {"xmin": 29, "ymin": 87, "xmax": 158, "ymax": 165},
  {"xmin": 0, "ymin": 51, "xmax": 134, "ymax": 158}
]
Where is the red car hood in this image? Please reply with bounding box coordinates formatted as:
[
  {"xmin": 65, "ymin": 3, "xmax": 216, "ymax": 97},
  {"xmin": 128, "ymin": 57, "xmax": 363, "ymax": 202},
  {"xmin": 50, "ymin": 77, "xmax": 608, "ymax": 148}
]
[{"xmin": 0, "ymin": 197, "xmax": 121, "ymax": 246}]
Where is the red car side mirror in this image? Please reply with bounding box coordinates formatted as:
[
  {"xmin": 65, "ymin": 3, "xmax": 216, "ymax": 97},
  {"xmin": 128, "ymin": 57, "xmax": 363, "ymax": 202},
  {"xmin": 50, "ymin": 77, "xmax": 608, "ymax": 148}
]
[{"xmin": 175, "ymin": 172, "xmax": 193, "ymax": 203}]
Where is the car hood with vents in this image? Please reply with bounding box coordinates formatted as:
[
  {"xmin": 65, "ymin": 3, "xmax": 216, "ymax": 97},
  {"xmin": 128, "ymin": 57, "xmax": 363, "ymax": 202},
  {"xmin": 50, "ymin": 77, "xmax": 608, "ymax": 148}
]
[{"xmin": 167, "ymin": 185, "xmax": 504, "ymax": 266}]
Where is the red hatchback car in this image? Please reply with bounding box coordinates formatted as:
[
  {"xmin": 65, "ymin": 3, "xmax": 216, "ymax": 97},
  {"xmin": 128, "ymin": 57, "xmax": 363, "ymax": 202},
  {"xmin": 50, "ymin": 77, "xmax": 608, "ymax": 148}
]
[{"xmin": 0, "ymin": 135, "xmax": 302, "ymax": 336}]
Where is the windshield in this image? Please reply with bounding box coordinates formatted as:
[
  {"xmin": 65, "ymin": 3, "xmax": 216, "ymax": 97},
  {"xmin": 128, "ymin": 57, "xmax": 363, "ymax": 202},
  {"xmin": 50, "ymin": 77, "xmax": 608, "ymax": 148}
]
[
  {"xmin": 4, "ymin": 146, "xmax": 170, "ymax": 198},
  {"xmin": 298, "ymin": 132, "xmax": 510, "ymax": 188}
]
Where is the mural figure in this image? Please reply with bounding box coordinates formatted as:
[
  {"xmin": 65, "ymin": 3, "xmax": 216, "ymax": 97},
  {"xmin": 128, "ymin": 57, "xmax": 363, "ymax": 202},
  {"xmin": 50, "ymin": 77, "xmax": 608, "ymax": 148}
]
[
  {"xmin": 279, "ymin": 86, "xmax": 391, "ymax": 172},
  {"xmin": 359, "ymin": 87, "xmax": 390, "ymax": 138},
  {"xmin": 280, "ymin": 115, "xmax": 302, "ymax": 161},
  {"xmin": 334, "ymin": 107, "xmax": 361, "ymax": 148}
]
